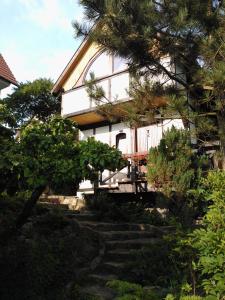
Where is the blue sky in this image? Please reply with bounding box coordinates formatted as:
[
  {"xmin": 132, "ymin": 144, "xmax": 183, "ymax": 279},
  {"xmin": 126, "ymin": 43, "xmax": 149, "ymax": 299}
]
[{"xmin": 0, "ymin": 0, "xmax": 84, "ymax": 93}]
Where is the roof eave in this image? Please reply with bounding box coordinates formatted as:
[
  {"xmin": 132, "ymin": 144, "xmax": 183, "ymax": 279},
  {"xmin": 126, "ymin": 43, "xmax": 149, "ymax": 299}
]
[
  {"xmin": 51, "ymin": 36, "xmax": 91, "ymax": 95},
  {"xmin": 0, "ymin": 75, "xmax": 18, "ymax": 87}
]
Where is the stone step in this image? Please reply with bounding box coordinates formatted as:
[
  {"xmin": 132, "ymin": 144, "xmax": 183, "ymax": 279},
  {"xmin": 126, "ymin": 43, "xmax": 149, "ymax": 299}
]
[
  {"xmin": 88, "ymin": 273, "xmax": 118, "ymax": 286},
  {"xmin": 80, "ymin": 285, "xmax": 115, "ymax": 300},
  {"xmin": 105, "ymin": 249, "xmax": 147, "ymax": 262},
  {"xmin": 65, "ymin": 212, "xmax": 98, "ymax": 222},
  {"xmin": 38, "ymin": 202, "xmax": 69, "ymax": 210},
  {"xmin": 79, "ymin": 221, "xmax": 166, "ymax": 233},
  {"xmin": 101, "ymin": 230, "xmax": 162, "ymax": 241},
  {"xmin": 106, "ymin": 237, "xmax": 162, "ymax": 251},
  {"xmin": 99, "ymin": 261, "xmax": 128, "ymax": 274}
]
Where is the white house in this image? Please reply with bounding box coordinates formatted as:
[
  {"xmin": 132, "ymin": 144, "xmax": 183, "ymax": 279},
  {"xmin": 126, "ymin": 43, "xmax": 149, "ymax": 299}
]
[{"xmin": 52, "ymin": 37, "xmax": 183, "ymax": 194}]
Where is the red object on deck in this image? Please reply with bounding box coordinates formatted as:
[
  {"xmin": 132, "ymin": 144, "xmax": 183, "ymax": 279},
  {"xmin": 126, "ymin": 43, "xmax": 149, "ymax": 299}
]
[{"xmin": 124, "ymin": 151, "xmax": 148, "ymax": 161}]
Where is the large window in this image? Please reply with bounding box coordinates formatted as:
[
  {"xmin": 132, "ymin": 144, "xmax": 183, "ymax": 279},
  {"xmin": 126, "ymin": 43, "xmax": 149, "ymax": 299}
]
[
  {"xmin": 113, "ymin": 56, "xmax": 128, "ymax": 73},
  {"xmin": 85, "ymin": 52, "xmax": 112, "ymax": 80},
  {"xmin": 85, "ymin": 52, "xmax": 128, "ymax": 81}
]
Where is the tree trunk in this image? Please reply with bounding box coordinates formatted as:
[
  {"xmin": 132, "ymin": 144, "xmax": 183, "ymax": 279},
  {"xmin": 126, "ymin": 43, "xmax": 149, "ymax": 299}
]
[
  {"xmin": 217, "ymin": 111, "xmax": 225, "ymax": 169},
  {"xmin": 93, "ymin": 174, "xmax": 99, "ymax": 195},
  {"xmin": 15, "ymin": 185, "xmax": 46, "ymax": 230}
]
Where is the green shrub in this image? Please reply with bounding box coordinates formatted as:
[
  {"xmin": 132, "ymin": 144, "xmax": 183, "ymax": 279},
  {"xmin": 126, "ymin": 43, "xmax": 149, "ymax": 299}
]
[
  {"xmin": 124, "ymin": 228, "xmax": 197, "ymax": 294},
  {"xmin": 190, "ymin": 172, "xmax": 225, "ymax": 300},
  {"xmin": 181, "ymin": 296, "xmax": 203, "ymax": 300},
  {"xmin": 107, "ymin": 280, "xmax": 160, "ymax": 300},
  {"xmin": 147, "ymin": 127, "xmax": 209, "ymax": 226},
  {"xmin": 165, "ymin": 294, "xmax": 204, "ymax": 300}
]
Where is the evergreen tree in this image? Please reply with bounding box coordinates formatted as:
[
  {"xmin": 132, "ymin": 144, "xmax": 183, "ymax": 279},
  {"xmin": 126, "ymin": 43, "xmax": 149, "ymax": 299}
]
[
  {"xmin": 74, "ymin": 0, "xmax": 225, "ymax": 167},
  {"xmin": 148, "ymin": 126, "xmax": 208, "ymax": 225}
]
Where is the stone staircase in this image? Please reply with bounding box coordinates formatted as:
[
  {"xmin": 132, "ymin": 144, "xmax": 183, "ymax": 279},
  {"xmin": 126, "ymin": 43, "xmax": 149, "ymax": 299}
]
[
  {"xmin": 38, "ymin": 196, "xmax": 171, "ymax": 299},
  {"xmin": 68, "ymin": 212, "xmax": 170, "ymax": 300}
]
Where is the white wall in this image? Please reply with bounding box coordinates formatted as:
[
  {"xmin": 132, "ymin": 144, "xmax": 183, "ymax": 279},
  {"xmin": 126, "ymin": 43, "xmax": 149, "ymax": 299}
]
[
  {"xmin": 95, "ymin": 126, "xmax": 110, "ymax": 144},
  {"xmin": 137, "ymin": 119, "xmax": 184, "ymax": 152},
  {"xmin": 79, "ymin": 129, "xmax": 94, "ymax": 141},
  {"xmin": 111, "ymin": 123, "xmax": 133, "ymax": 154},
  {"xmin": 94, "ymin": 126, "xmax": 111, "ymax": 182},
  {"xmin": 137, "ymin": 123, "xmax": 163, "ymax": 152},
  {"xmin": 162, "ymin": 119, "xmax": 184, "ymax": 132},
  {"xmin": 77, "ymin": 119, "xmax": 184, "ymax": 193},
  {"xmin": 111, "ymin": 73, "xmax": 129, "ymax": 101},
  {"xmin": 79, "ymin": 128, "xmax": 94, "ymax": 191},
  {"xmin": 62, "ymin": 87, "xmax": 91, "ymax": 116}
]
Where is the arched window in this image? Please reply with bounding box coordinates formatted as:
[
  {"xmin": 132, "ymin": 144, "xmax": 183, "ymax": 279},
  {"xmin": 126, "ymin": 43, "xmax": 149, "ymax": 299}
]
[
  {"xmin": 85, "ymin": 52, "xmax": 128, "ymax": 82},
  {"xmin": 85, "ymin": 52, "xmax": 112, "ymax": 80},
  {"xmin": 113, "ymin": 56, "xmax": 128, "ymax": 73}
]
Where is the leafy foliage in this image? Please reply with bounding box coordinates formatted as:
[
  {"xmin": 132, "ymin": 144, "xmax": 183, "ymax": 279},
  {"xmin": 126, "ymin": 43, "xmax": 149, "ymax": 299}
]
[
  {"xmin": 3, "ymin": 78, "xmax": 60, "ymax": 126},
  {"xmin": 79, "ymin": 137, "xmax": 127, "ymax": 182},
  {"xmin": 0, "ymin": 114, "xmax": 126, "ymax": 229},
  {"xmin": 189, "ymin": 172, "xmax": 225, "ymax": 299},
  {"xmin": 165, "ymin": 295, "xmax": 204, "ymax": 300},
  {"xmin": 0, "ymin": 103, "xmax": 20, "ymax": 195},
  {"xmin": 107, "ymin": 280, "xmax": 160, "ymax": 300},
  {"xmin": 19, "ymin": 116, "xmax": 82, "ymax": 192},
  {"xmin": 126, "ymin": 236, "xmax": 188, "ymax": 288}
]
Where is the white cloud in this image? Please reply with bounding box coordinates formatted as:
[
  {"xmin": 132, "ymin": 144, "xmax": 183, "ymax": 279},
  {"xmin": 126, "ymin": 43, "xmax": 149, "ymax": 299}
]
[
  {"xmin": 39, "ymin": 49, "xmax": 75, "ymax": 81},
  {"xmin": 1, "ymin": 45, "xmax": 75, "ymax": 85},
  {"xmin": 1, "ymin": 47, "xmax": 31, "ymax": 83},
  {"xmin": 18, "ymin": 0, "xmax": 83, "ymax": 32},
  {"xmin": 1, "ymin": 0, "xmax": 84, "ymax": 96}
]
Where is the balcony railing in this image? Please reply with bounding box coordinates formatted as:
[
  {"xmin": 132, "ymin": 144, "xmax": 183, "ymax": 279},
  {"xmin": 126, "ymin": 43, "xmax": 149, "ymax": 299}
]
[{"xmin": 61, "ymin": 71, "xmax": 130, "ymax": 117}]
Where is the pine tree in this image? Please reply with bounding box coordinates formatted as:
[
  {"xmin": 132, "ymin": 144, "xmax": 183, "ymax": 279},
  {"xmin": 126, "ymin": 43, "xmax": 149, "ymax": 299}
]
[{"xmin": 74, "ymin": 0, "xmax": 225, "ymax": 167}]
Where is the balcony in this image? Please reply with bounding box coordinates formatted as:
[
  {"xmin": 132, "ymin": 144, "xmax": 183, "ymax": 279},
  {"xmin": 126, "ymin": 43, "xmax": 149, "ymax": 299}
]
[{"xmin": 61, "ymin": 71, "xmax": 130, "ymax": 125}]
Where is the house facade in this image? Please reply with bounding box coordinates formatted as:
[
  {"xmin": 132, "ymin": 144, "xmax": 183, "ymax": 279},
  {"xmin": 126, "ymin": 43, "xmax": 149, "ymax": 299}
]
[{"xmin": 52, "ymin": 38, "xmax": 183, "ymax": 194}]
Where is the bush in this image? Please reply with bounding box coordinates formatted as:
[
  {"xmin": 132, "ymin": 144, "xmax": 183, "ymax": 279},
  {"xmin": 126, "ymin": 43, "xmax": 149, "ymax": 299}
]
[
  {"xmin": 0, "ymin": 204, "xmax": 100, "ymax": 300},
  {"xmin": 123, "ymin": 227, "xmax": 199, "ymax": 296},
  {"xmin": 165, "ymin": 295, "xmax": 204, "ymax": 300},
  {"xmin": 107, "ymin": 280, "xmax": 160, "ymax": 300},
  {"xmin": 147, "ymin": 127, "xmax": 209, "ymax": 226},
  {"xmin": 190, "ymin": 172, "xmax": 225, "ymax": 300}
]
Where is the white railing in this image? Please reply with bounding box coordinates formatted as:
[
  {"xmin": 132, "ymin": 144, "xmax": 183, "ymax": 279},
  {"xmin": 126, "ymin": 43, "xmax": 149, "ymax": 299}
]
[{"xmin": 61, "ymin": 71, "xmax": 130, "ymax": 117}]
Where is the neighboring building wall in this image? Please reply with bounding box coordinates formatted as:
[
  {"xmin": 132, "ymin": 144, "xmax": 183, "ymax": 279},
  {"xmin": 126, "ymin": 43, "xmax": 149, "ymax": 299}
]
[{"xmin": 0, "ymin": 54, "xmax": 17, "ymax": 90}]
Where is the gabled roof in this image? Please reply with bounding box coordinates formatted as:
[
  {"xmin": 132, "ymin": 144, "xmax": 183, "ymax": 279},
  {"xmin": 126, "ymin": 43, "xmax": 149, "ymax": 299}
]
[
  {"xmin": 51, "ymin": 36, "xmax": 91, "ymax": 94},
  {"xmin": 52, "ymin": 23, "xmax": 103, "ymax": 94},
  {"xmin": 0, "ymin": 54, "xmax": 18, "ymax": 86}
]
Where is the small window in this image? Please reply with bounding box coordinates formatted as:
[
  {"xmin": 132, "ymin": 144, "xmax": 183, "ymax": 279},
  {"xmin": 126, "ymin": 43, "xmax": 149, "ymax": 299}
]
[
  {"xmin": 116, "ymin": 132, "xmax": 126, "ymax": 148},
  {"xmin": 116, "ymin": 132, "xmax": 127, "ymax": 154}
]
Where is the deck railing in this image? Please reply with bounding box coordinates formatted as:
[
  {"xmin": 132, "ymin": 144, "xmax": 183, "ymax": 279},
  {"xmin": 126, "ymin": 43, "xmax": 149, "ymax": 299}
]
[{"xmin": 61, "ymin": 71, "xmax": 130, "ymax": 117}]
